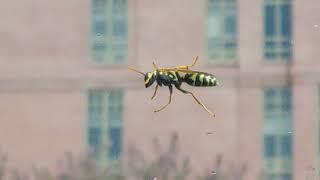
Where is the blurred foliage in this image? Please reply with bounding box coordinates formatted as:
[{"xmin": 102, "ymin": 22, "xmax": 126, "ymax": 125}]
[
  {"xmin": 0, "ymin": 148, "xmax": 7, "ymax": 180},
  {"xmin": 0, "ymin": 133, "xmax": 246, "ymax": 180},
  {"xmin": 128, "ymin": 132, "xmax": 191, "ymax": 180},
  {"xmin": 2, "ymin": 152, "xmax": 124, "ymax": 180},
  {"xmin": 197, "ymin": 155, "xmax": 246, "ymax": 180},
  {"xmin": 31, "ymin": 152, "xmax": 124, "ymax": 180}
]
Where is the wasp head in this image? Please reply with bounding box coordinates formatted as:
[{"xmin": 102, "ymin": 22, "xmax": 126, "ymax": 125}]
[
  {"xmin": 144, "ymin": 72, "xmax": 156, "ymax": 88},
  {"xmin": 128, "ymin": 67, "xmax": 157, "ymax": 88}
]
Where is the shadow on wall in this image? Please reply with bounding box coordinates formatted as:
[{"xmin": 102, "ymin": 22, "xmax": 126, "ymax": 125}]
[{"xmin": 0, "ymin": 132, "xmax": 246, "ymax": 180}]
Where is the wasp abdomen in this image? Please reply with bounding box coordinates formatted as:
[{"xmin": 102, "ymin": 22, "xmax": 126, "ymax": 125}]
[{"xmin": 183, "ymin": 72, "xmax": 218, "ymax": 87}]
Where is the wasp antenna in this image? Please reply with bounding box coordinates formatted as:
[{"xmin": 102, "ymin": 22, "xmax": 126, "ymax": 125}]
[
  {"xmin": 192, "ymin": 56, "xmax": 199, "ymax": 66},
  {"xmin": 152, "ymin": 62, "xmax": 159, "ymax": 70},
  {"xmin": 215, "ymin": 80, "xmax": 221, "ymax": 87},
  {"xmin": 128, "ymin": 67, "xmax": 145, "ymax": 76}
]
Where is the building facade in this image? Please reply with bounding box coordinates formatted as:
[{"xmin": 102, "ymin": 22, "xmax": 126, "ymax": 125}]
[{"xmin": 0, "ymin": 0, "xmax": 319, "ymax": 179}]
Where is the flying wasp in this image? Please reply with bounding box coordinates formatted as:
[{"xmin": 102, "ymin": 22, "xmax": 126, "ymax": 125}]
[{"xmin": 128, "ymin": 56, "xmax": 219, "ymax": 117}]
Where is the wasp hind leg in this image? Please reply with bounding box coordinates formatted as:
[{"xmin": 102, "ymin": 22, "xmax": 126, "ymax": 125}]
[
  {"xmin": 154, "ymin": 85, "xmax": 173, "ymax": 113},
  {"xmin": 176, "ymin": 56, "xmax": 199, "ymax": 70},
  {"xmin": 152, "ymin": 56, "xmax": 199, "ymax": 72},
  {"xmin": 175, "ymin": 86, "xmax": 215, "ymax": 117},
  {"xmin": 151, "ymin": 84, "xmax": 159, "ymax": 100}
]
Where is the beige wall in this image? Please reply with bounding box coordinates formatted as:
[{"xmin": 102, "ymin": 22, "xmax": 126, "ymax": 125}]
[
  {"xmin": 0, "ymin": 92, "xmax": 86, "ymax": 173},
  {"xmin": 293, "ymin": 85, "xmax": 318, "ymax": 180}
]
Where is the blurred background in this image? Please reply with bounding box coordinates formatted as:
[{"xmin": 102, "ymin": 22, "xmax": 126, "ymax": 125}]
[{"xmin": 0, "ymin": 0, "xmax": 319, "ymax": 179}]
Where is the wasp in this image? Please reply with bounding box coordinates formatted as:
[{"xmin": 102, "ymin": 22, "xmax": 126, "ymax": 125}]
[{"xmin": 128, "ymin": 56, "xmax": 219, "ymax": 117}]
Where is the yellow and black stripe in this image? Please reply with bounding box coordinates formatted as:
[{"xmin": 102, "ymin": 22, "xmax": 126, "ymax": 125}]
[{"xmin": 183, "ymin": 72, "xmax": 218, "ymax": 87}]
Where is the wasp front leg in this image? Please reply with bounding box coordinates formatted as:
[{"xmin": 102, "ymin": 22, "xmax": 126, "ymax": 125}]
[
  {"xmin": 154, "ymin": 85, "xmax": 173, "ymax": 113},
  {"xmin": 151, "ymin": 84, "xmax": 159, "ymax": 100}
]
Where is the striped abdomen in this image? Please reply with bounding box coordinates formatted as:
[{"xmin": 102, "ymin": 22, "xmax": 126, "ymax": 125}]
[{"xmin": 183, "ymin": 72, "xmax": 218, "ymax": 87}]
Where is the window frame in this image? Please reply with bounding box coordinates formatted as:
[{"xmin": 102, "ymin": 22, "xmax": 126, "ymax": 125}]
[
  {"xmin": 263, "ymin": 0, "xmax": 293, "ymax": 62},
  {"xmin": 262, "ymin": 86, "xmax": 293, "ymax": 180},
  {"xmin": 91, "ymin": 0, "xmax": 128, "ymax": 65},
  {"xmin": 87, "ymin": 89, "xmax": 124, "ymax": 165},
  {"xmin": 207, "ymin": 0, "xmax": 238, "ymax": 65}
]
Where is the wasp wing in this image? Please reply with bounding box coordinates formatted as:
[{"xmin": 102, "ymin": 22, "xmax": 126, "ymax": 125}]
[{"xmin": 158, "ymin": 68, "xmax": 209, "ymax": 75}]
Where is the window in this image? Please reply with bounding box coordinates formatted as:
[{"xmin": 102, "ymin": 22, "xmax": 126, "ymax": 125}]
[
  {"xmin": 207, "ymin": 0, "xmax": 237, "ymax": 63},
  {"xmin": 88, "ymin": 89, "xmax": 123, "ymax": 163},
  {"xmin": 91, "ymin": 0, "xmax": 128, "ymax": 64},
  {"xmin": 263, "ymin": 87, "xmax": 293, "ymax": 180},
  {"xmin": 264, "ymin": 0, "xmax": 292, "ymax": 61}
]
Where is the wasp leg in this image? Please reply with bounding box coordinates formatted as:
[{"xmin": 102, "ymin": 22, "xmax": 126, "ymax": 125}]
[
  {"xmin": 153, "ymin": 56, "xmax": 199, "ymax": 72},
  {"xmin": 175, "ymin": 86, "xmax": 215, "ymax": 117},
  {"xmin": 154, "ymin": 85, "xmax": 173, "ymax": 113},
  {"xmin": 151, "ymin": 84, "xmax": 159, "ymax": 100},
  {"xmin": 189, "ymin": 56, "xmax": 199, "ymax": 68},
  {"xmin": 175, "ymin": 56, "xmax": 199, "ymax": 70}
]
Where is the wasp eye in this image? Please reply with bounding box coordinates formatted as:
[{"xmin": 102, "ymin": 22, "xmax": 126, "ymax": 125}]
[
  {"xmin": 144, "ymin": 72, "xmax": 155, "ymax": 88},
  {"xmin": 144, "ymin": 73, "xmax": 151, "ymax": 81}
]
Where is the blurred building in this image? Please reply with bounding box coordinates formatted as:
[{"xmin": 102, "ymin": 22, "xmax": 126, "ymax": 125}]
[{"xmin": 0, "ymin": 0, "xmax": 319, "ymax": 179}]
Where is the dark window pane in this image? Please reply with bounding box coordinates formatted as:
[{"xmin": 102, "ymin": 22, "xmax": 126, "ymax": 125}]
[
  {"xmin": 225, "ymin": 52, "xmax": 236, "ymax": 59},
  {"xmin": 109, "ymin": 91, "xmax": 123, "ymax": 121},
  {"xmin": 265, "ymin": 88, "xmax": 276, "ymax": 101},
  {"xmin": 112, "ymin": 43, "xmax": 127, "ymax": 61},
  {"xmin": 208, "ymin": 38, "xmax": 216, "ymax": 50},
  {"xmin": 92, "ymin": 0, "xmax": 106, "ymax": 19},
  {"xmin": 88, "ymin": 127, "xmax": 101, "ymax": 154},
  {"xmin": 265, "ymin": 5, "xmax": 276, "ymax": 36},
  {"xmin": 265, "ymin": 52, "xmax": 277, "ymax": 60},
  {"xmin": 281, "ymin": 4, "xmax": 292, "ymax": 37},
  {"xmin": 265, "ymin": 88, "xmax": 276, "ymax": 112},
  {"xmin": 281, "ymin": 173, "xmax": 292, "ymax": 180},
  {"xmin": 280, "ymin": 135, "xmax": 292, "ymax": 156},
  {"xmin": 281, "ymin": 51, "xmax": 292, "ymax": 60},
  {"xmin": 281, "ymin": 41, "xmax": 291, "ymax": 49},
  {"xmin": 93, "ymin": 0, "xmax": 106, "ymax": 6},
  {"xmin": 210, "ymin": 38, "xmax": 223, "ymax": 48},
  {"xmin": 92, "ymin": 43, "xmax": 106, "ymax": 52},
  {"xmin": 225, "ymin": 14, "xmax": 236, "ymax": 34},
  {"xmin": 88, "ymin": 92, "xmax": 104, "ymax": 120},
  {"xmin": 113, "ymin": 0, "xmax": 126, "ymax": 16},
  {"xmin": 225, "ymin": 42, "xmax": 236, "ymax": 49},
  {"xmin": 112, "ymin": 43, "xmax": 127, "ymax": 52},
  {"xmin": 264, "ymin": 135, "xmax": 276, "ymax": 158},
  {"xmin": 208, "ymin": 0, "xmax": 237, "ymax": 60},
  {"xmin": 108, "ymin": 127, "xmax": 122, "ymax": 160},
  {"xmin": 281, "ymin": 88, "xmax": 292, "ymax": 112},
  {"xmin": 281, "ymin": 87, "xmax": 291, "ymax": 100},
  {"xmin": 114, "ymin": 54, "xmax": 126, "ymax": 61},
  {"xmin": 266, "ymin": 174, "xmax": 276, "ymax": 180},
  {"xmin": 265, "ymin": 41, "xmax": 276, "ymax": 50},
  {"xmin": 93, "ymin": 22, "xmax": 106, "ymax": 35},
  {"xmin": 113, "ymin": 0, "xmax": 126, "ymax": 7},
  {"xmin": 210, "ymin": 0, "xmax": 221, "ymax": 3},
  {"xmin": 113, "ymin": 20, "xmax": 127, "ymax": 37},
  {"xmin": 265, "ymin": 102, "xmax": 275, "ymax": 113}
]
